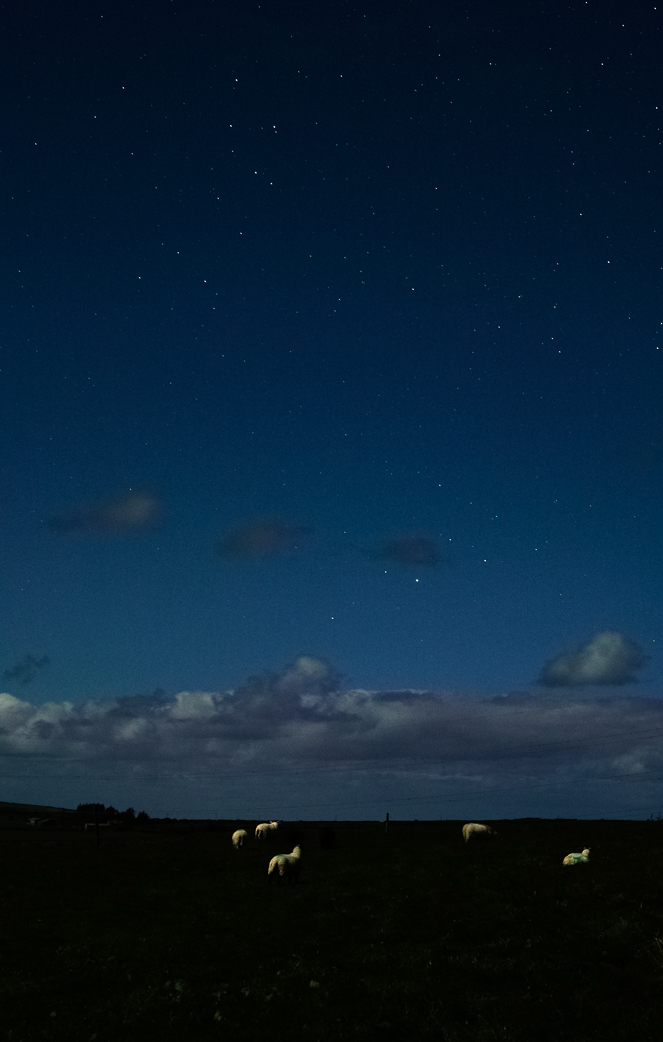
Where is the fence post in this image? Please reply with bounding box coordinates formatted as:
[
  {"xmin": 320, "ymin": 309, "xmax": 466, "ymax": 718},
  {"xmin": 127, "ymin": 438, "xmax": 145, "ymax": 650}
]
[
  {"xmin": 385, "ymin": 812, "xmax": 389, "ymax": 834},
  {"xmin": 94, "ymin": 807, "xmax": 100, "ymax": 846}
]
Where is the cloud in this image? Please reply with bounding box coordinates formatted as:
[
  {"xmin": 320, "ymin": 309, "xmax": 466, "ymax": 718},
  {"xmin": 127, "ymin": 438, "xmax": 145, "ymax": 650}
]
[
  {"xmin": 376, "ymin": 534, "xmax": 441, "ymax": 566},
  {"xmin": 3, "ymin": 654, "xmax": 50, "ymax": 686},
  {"xmin": 218, "ymin": 519, "xmax": 310, "ymax": 558},
  {"xmin": 0, "ymin": 691, "xmax": 34, "ymax": 729},
  {"xmin": 48, "ymin": 491, "xmax": 161, "ymax": 534},
  {"xmin": 538, "ymin": 631, "xmax": 646, "ymax": 687},
  {"xmin": 171, "ymin": 691, "xmax": 217, "ymax": 721},
  {"xmin": 0, "ymin": 658, "xmax": 658, "ymax": 821},
  {"xmin": 219, "ymin": 656, "xmax": 348, "ymax": 733}
]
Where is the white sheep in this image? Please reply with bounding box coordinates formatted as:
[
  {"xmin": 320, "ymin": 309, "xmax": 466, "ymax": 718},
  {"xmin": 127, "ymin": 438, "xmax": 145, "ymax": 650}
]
[
  {"xmin": 462, "ymin": 822, "xmax": 497, "ymax": 842},
  {"xmin": 232, "ymin": 829, "xmax": 248, "ymax": 848},
  {"xmin": 563, "ymin": 847, "xmax": 590, "ymax": 866},
  {"xmin": 268, "ymin": 845, "xmax": 302, "ymax": 883},
  {"xmin": 255, "ymin": 821, "xmax": 280, "ymax": 840}
]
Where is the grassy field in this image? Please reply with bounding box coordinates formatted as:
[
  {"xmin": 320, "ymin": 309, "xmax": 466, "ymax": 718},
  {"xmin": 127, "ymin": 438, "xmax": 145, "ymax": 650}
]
[{"xmin": 1, "ymin": 818, "xmax": 662, "ymax": 1041}]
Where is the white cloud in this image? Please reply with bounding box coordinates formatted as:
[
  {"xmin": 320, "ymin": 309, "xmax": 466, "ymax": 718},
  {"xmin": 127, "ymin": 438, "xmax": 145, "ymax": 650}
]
[
  {"xmin": 115, "ymin": 717, "xmax": 154, "ymax": 742},
  {"xmin": 0, "ymin": 691, "xmax": 32, "ymax": 726},
  {"xmin": 171, "ymin": 691, "xmax": 217, "ymax": 721},
  {"xmin": 538, "ymin": 631, "xmax": 646, "ymax": 687}
]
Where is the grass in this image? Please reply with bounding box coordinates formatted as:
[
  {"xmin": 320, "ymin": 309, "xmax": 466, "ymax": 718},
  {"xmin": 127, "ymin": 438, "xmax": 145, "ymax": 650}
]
[{"xmin": 1, "ymin": 818, "xmax": 663, "ymax": 1040}]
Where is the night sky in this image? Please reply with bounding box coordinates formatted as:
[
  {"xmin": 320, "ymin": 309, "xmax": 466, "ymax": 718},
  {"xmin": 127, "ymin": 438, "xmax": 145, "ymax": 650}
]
[{"xmin": 2, "ymin": 1, "xmax": 662, "ymax": 821}]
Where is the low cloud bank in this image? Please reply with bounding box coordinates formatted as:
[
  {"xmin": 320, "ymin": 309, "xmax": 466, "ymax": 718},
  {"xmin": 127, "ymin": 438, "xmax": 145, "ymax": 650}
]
[{"xmin": 1, "ymin": 657, "xmax": 661, "ymax": 810}]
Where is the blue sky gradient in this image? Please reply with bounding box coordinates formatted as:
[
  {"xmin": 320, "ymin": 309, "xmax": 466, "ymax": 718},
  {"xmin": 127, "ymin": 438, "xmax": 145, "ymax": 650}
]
[{"xmin": 1, "ymin": 0, "xmax": 662, "ymax": 818}]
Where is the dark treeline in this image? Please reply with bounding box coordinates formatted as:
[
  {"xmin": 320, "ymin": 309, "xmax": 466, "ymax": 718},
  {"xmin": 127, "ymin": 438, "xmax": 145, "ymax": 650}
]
[{"xmin": 76, "ymin": 804, "xmax": 149, "ymax": 826}]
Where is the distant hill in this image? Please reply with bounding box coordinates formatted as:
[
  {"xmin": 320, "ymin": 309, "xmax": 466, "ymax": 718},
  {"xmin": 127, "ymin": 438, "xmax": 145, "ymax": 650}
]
[{"xmin": 0, "ymin": 800, "xmax": 77, "ymax": 821}]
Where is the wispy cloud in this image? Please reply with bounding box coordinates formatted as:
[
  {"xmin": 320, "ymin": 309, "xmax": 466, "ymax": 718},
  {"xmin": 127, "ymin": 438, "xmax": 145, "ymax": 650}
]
[
  {"xmin": 47, "ymin": 491, "xmax": 161, "ymax": 534},
  {"xmin": 218, "ymin": 519, "xmax": 310, "ymax": 558},
  {"xmin": 3, "ymin": 655, "xmax": 50, "ymax": 685},
  {"xmin": 375, "ymin": 534, "xmax": 441, "ymax": 566},
  {"xmin": 538, "ymin": 631, "xmax": 646, "ymax": 687}
]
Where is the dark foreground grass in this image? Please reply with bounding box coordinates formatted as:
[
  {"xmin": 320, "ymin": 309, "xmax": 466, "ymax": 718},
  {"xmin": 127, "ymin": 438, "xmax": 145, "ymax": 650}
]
[{"xmin": 1, "ymin": 819, "xmax": 663, "ymax": 1041}]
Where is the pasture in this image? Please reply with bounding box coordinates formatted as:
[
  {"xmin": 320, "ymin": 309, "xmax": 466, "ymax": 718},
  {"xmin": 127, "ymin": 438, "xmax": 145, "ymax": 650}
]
[{"xmin": 1, "ymin": 818, "xmax": 662, "ymax": 1040}]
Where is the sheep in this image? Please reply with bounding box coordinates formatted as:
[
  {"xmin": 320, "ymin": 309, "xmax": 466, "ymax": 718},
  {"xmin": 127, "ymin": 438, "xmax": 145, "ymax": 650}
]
[
  {"xmin": 232, "ymin": 829, "xmax": 248, "ymax": 848},
  {"xmin": 462, "ymin": 822, "xmax": 497, "ymax": 843},
  {"xmin": 255, "ymin": 821, "xmax": 280, "ymax": 840},
  {"xmin": 268, "ymin": 845, "xmax": 302, "ymax": 884},
  {"xmin": 563, "ymin": 847, "xmax": 590, "ymax": 866}
]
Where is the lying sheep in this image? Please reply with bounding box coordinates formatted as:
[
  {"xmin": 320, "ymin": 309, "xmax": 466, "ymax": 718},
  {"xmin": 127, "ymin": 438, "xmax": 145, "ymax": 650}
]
[
  {"xmin": 462, "ymin": 822, "xmax": 497, "ymax": 842},
  {"xmin": 255, "ymin": 821, "xmax": 279, "ymax": 840},
  {"xmin": 563, "ymin": 847, "xmax": 590, "ymax": 866},
  {"xmin": 232, "ymin": 829, "xmax": 248, "ymax": 848},
  {"xmin": 268, "ymin": 845, "xmax": 302, "ymax": 883}
]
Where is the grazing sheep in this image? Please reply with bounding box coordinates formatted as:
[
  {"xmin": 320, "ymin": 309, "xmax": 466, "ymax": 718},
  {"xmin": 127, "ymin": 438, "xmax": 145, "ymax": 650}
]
[
  {"xmin": 563, "ymin": 847, "xmax": 590, "ymax": 866},
  {"xmin": 255, "ymin": 820, "xmax": 280, "ymax": 840},
  {"xmin": 232, "ymin": 829, "xmax": 248, "ymax": 848},
  {"xmin": 462, "ymin": 822, "xmax": 497, "ymax": 843},
  {"xmin": 268, "ymin": 845, "xmax": 302, "ymax": 884}
]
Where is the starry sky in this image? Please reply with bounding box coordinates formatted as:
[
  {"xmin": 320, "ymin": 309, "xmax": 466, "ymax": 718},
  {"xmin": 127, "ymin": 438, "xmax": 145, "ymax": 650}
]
[{"xmin": 1, "ymin": 1, "xmax": 662, "ymax": 821}]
